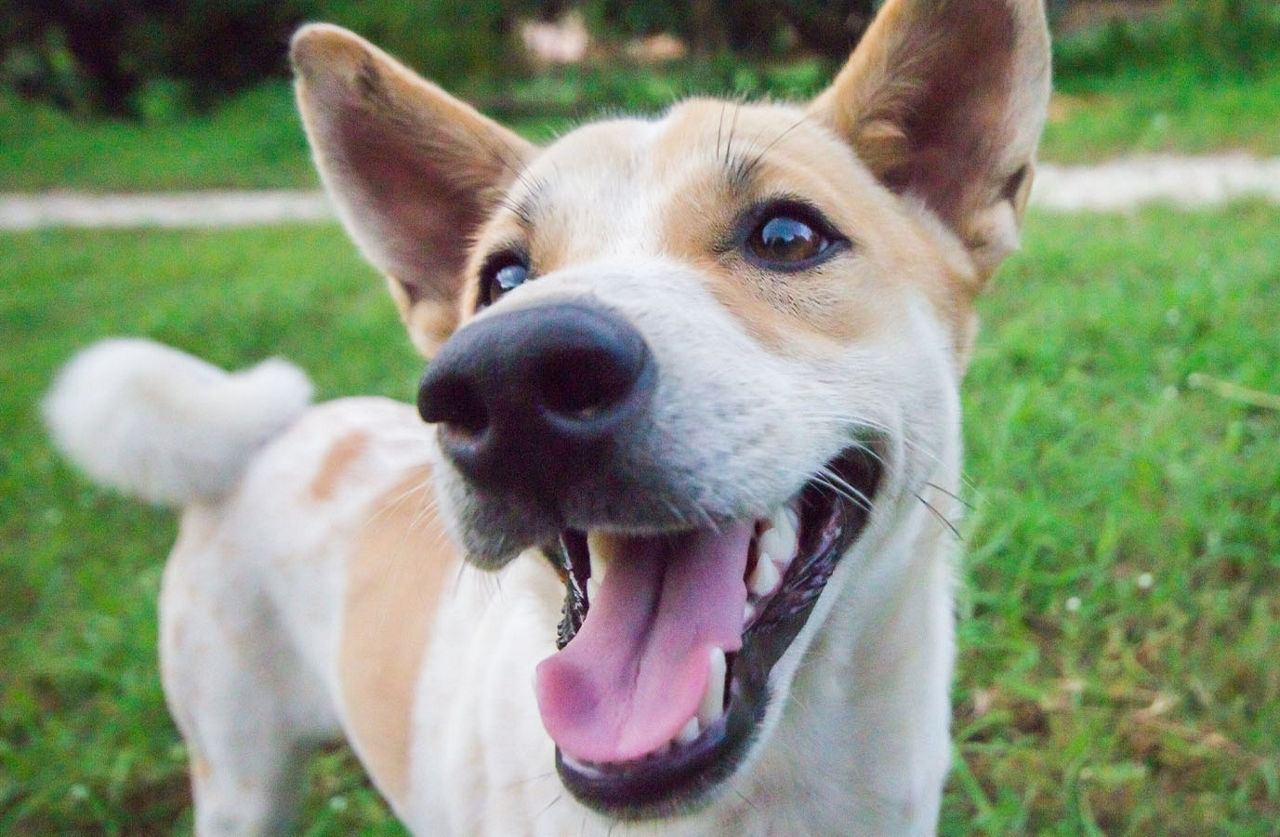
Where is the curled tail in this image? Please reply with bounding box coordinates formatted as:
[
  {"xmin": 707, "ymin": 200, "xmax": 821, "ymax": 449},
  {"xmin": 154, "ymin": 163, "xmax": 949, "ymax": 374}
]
[{"xmin": 44, "ymin": 338, "xmax": 313, "ymax": 506}]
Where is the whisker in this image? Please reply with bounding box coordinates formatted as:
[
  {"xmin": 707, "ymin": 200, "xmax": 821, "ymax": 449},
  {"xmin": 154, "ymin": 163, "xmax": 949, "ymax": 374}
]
[
  {"xmin": 533, "ymin": 790, "xmax": 564, "ymax": 822},
  {"xmin": 813, "ymin": 468, "xmax": 874, "ymax": 513},
  {"xmin": 716, "ymin": 101, "xmax": 729, "ymax": 161},
  {"xmin": 915, "ymin": 492, "xmax": 962, "ymax": 540},
  {"xmin": 723, "ymin": 101, "xmax": 743, "ymax": 166},
  {"xmin": 924, "ymin": 480, "xmax": 973, "ymax": 510},
  {"xmin": 742, "ymin": 112, "xmax": 811, "ymax": 180}
]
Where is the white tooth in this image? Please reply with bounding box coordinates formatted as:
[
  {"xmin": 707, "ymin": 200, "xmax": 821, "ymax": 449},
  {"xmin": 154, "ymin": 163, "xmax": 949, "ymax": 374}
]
[
  {"xmin": 587, "ymin": 577, "xmax": 601, "ymax": 604},
  {"xmin": 748, "ymin": 555, "xmax": 780, "ymax": 597},
  {"xmin": 586, "ymin": 531, "xmax": 613, "ymax": 585},
  {"xmin": 758, "ymin": 506, "xmax": 799, "ymax": 568},
  {"xmin": 697, "ymin": 648, "xmax": 727, "ymax": 728},
  {"xmin": 743, "ymin": 602, "xmax": 755, "ymax": 625},
  {"xmin": 677, "ymin": 717, "xmax": 700, "ymax": 745}
]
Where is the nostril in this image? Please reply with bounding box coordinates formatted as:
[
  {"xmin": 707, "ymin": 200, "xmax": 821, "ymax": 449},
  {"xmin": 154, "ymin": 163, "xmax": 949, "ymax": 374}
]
[
  {"xmin": 418, "ymin": 372, "xmax": 489, "ymax": 434},
  {"xmin": 535, "ymin": 344, "xmax": 645, "ymax": 423}
]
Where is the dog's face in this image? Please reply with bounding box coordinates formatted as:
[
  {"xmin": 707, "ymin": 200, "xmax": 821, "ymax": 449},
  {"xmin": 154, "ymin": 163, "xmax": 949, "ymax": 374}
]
[{"xmin": 295, "ymin": 0, "xmax": 1049, "ymax": 819}]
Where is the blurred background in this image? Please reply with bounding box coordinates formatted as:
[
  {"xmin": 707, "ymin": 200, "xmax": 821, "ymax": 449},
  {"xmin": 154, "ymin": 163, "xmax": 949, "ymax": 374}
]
[
  {"xmin": 1, "ymin": 1, "xmax": 1278, "ymax": 835},
  {"xmin": 2, "ymin": 0, "xmax": 1278, "ymax": 186}
]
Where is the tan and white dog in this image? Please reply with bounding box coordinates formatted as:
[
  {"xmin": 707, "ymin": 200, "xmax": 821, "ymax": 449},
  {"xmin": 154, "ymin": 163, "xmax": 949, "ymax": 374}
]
[{"xmin": 45, "ymin": 0, "xmax": 1050, "ymax": 833}]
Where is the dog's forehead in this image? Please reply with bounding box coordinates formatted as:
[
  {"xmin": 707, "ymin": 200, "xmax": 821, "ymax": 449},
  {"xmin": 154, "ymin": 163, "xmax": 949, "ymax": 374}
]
[
  {"xmin": 463, "ymin": 98, "xmax": 963, "ymax": 346},
  {"xmin": 512, "ymin": 100, "xmax": 865, "ymax": 229}
]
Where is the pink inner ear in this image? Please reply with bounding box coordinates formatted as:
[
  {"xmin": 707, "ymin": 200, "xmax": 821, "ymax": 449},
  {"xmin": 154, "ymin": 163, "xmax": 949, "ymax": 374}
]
[
  {"xmin": 811, "ymin": 0, "xmax": 1046, "ymax": 243},
  {"xmin": 884, "ymin": 6, "xmax": 1018, "ymax": 229},
  {"xmin": 297, "ymin": 33, "xmax": 535, "ymax": 322},
  {"xmin": 329, "ymin": 104, "xmax": 480, "ymax": 302}
]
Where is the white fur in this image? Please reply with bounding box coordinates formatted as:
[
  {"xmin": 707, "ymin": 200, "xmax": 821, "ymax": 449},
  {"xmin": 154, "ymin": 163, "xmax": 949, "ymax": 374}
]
[{"xmin": 44, "ymin": 338, "xmax": 312, "ymax": 505}]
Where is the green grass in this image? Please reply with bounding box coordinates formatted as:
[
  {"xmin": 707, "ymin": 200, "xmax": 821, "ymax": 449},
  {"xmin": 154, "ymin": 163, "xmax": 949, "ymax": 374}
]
[
  {"xmin": 1040, "ymin": 64, "xmax": 1280, "ymax": 163},
  {"xmin": 2, "ymin": 204, "xmax": 1278, "ymax": 833},
  {"xmin": 0, "ymin": 84, "xmax": 318, "ymax": 193},
  {"xmin": 950, "ymin": 203, "xmax": 1280, "ymax": 834}
]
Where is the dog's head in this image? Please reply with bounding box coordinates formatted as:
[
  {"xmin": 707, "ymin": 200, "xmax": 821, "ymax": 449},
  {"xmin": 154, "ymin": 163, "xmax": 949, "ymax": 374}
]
[{"xmin": 294, "ymin": 0, "xmax": 1049, "ymax": 819}]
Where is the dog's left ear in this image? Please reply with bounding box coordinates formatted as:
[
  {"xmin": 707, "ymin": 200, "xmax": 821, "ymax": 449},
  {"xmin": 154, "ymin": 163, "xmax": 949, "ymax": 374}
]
[
  {"xmin": 291, "ymin": 24, "xmax": 536, "ymax": 356},
  {"xmin": 810, "ymin": 0, "xmax": 1051, "ymax": 291}
]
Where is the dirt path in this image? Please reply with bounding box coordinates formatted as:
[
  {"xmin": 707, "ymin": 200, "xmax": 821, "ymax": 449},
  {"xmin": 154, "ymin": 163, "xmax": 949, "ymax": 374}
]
[
  {"xmin": 2, "ymin": 155, "xmax": 1278, "ymax": 230},
  {"xmin": 1033, "ymin": 154, "xmax": 1280, "ymax": 211}
]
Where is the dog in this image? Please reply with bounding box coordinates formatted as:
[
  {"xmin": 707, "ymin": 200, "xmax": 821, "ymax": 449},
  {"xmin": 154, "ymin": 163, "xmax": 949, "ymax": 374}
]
[{"xmin": 44, "ymin": 0, "xmax": 1050, "ymax": 833}]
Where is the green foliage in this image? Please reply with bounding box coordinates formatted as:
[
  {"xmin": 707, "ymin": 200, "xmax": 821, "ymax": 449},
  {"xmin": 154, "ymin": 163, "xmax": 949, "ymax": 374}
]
[
  {"xmin": 308, "ymin": 0, "xmax": 519, "ymax": 93},
  {"xmin": 492, "ymin": 54, "xmax": 833, "ymax": 124},
  {"xmin": 0, "ymin": 0, "xmax": 522, "ymax": 118},
  {"xmin": 0, "ymin": 0, "xmax": 308, "ymax": 117},
  {"xmin": 2, "ymin": 45, "xmax": 1279, "ymax": 193},
  {"xmin": 5, "ymin": 0, "xmax": 1279, "ymax": 122},
  {"xmin": 1055, "ymin": 0, "xmax": 1280, "ymax": 81},
  {"xmin": 1039, "ymin": 63, "xmax": 1280, "ymax": 162},
  {"xmin": 0, "ymin": 82, "xmax": 316, "ymax": 191},
  {"xmin": 0, "ymin": 0, "xmax": 872, "ymax": 119},
  {"xmin": 1038, "ymin": 0, "xmax": 1280, "ymax": 161}
]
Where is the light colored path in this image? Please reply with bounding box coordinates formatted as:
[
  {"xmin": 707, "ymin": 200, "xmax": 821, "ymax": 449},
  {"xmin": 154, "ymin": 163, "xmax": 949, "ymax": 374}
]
[
  {"xmin": 1032, "ymin": 154, "xmax": 1280, "ymax": 211},
  {"xmin": 0, "ymin": 189, "xmax": 334, "ymax": 230},
  {"xmin": 2, "ymin": 155, "xmax": 1278, "ymax": 230}
]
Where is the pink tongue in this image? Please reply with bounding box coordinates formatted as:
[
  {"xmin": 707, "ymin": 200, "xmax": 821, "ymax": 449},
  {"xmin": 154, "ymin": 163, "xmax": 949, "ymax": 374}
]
[{"xmin": 535, "ymin": 524, "xmax": 752, "ymax": 763}]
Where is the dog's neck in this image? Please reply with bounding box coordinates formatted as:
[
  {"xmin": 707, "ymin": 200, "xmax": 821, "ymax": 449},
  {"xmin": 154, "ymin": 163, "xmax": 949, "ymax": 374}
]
[{"xmin": 735, "ymin": 495, "xmax": 958, "ymax": 835}]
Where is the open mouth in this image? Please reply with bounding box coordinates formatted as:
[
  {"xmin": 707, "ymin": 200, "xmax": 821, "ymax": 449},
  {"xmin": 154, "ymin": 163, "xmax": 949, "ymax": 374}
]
[{"xmin": 534, "ymin": 445, "xmax": 883, "ymax": 818}]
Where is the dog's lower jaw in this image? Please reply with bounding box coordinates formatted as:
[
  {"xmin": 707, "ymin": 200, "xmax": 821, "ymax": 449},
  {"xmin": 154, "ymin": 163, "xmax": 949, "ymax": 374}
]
[{"xmin": 401, "ymin": 483, "xmax": 956, "ymax": 836}]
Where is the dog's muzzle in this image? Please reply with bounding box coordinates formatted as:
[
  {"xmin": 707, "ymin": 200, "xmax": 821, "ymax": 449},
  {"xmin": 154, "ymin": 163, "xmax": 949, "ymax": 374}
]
[{"xmin": 418, "ymin": 299, "xmax": 883, "ymax": 818}]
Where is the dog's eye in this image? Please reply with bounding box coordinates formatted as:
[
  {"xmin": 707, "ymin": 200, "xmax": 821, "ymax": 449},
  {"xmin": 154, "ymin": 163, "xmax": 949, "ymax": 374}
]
[
  {"xmin": 749, "ymin": 215, "xmax": 826, "ymax": 264},
  {"xmin": 744, "ymin": 203, "xmax": 845, "ymax": 270},
  {"xmin": 479, "ymin": 253, "xmax": 530, "ymax": 307}
]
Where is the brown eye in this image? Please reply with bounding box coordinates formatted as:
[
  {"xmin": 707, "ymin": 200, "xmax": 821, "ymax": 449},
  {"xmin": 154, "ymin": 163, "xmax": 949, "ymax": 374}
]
[
  {"xmin": 749, "ymin": 216, "xmax": 824, "ymax": 263},
  {"xmin": 742, "ymin": 202, "xmax": 846, "ymax": 270}
]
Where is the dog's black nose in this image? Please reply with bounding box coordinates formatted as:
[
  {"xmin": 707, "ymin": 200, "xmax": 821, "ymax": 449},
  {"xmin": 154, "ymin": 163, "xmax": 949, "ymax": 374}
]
[{"xmin": 418, "ymin": 303, "xmax": 654, "ymax": 500}]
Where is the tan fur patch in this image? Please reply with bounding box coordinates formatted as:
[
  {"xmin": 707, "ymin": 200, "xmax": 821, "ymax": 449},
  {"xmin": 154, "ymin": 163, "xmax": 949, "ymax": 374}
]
[
  {"xmin": 338, "ymin": 468, "xmax": 453, "ymax": 804},
  {"xmin": 309, "ymin": 432, "xmax": 369, "ymax": 501},
  {"xmin": 648, "ymin": 101, "xmax": 940, "ymax": 350}
]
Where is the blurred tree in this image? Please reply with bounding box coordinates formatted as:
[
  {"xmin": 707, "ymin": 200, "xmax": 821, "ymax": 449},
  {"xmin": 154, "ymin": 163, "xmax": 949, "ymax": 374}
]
[
  {"xmin": 776, "ymin": 0, "xmax": 876, "ymax": 57},
  {"xmin": 590, "ymin": 0, "xmax": 874, "ymax": 58},
  {"xmin": 6, "ymin": 0, "xmax": 1276, "ymax": 120},
  {"xmin": 1, "ymin": 0, "xmax": 306, "ymax": 116},
  {"xmin": 313, "ymin": 0, "xmax": 519, "ymax": 91},
  {"xmin": 0, "ymin": 0, "xmax": 522, "ymax": 118}
]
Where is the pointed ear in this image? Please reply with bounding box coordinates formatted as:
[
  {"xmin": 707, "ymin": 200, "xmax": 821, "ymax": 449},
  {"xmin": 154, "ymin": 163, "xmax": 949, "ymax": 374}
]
[
  {"xmin": 809, "ymin": 0, "xmax": 1051, "ymax": 287},
  {"xmin": 291, "ymin": 24, "xmax": 536, "ymax": 356}
]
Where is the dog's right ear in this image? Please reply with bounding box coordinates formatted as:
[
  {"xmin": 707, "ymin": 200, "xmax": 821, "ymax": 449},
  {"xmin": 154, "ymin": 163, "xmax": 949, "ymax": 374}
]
[{"xmin": 292, "ymin": 24, "xmax": 536, "ymax": 356}]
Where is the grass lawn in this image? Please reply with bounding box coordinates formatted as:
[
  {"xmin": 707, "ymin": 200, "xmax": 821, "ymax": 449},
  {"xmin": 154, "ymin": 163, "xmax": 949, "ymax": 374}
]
[
  {"xmin": 2, "ymin": 202, "xmax": 1277, "ymax": 833},
  {"xmin": 1043, "ymin": 64, "xmax": 1280, "ymax": 164}
]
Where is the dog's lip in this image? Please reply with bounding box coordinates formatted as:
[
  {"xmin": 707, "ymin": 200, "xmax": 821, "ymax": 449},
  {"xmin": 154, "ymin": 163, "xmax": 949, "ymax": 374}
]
[{"xmin": 545, "ymin": 444, "xmax": 882, "ymax": 818}]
